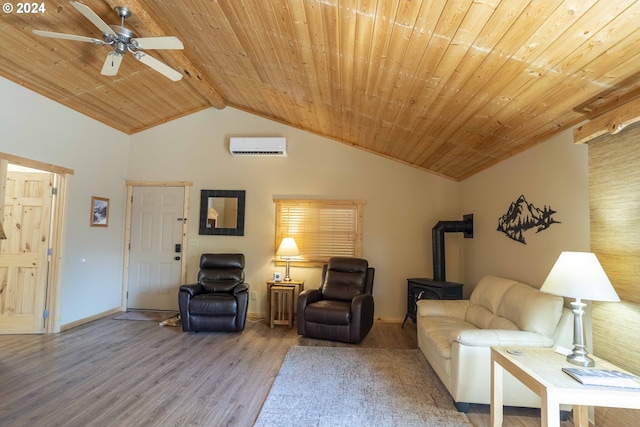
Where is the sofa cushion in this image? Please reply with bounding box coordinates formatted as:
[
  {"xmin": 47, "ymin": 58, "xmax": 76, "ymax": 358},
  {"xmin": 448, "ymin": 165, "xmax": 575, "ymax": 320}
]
[
  {"xmin": 420, "ymin": 316, "xmax": 477, "ymax": 360},
  {"xmin": 496, "ymin": 282, "xmax": 563, "ymax": 337},
  {"xmin": 469, "ymin": 276, "xmax": 518, "ymax": 314},
  {"xmin": 465, "ymin": 305, "xmax": 519, "ymax": 330}
]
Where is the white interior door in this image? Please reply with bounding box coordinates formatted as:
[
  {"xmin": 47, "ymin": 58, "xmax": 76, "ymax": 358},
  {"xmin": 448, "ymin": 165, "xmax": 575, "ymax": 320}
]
[
  {"xmin": 0, "ymin": 170, "xmax": 53, "ymax": 334},
  {"xmin": 128, "ymin": 186, "xmax": 184, "ymax": 310}
]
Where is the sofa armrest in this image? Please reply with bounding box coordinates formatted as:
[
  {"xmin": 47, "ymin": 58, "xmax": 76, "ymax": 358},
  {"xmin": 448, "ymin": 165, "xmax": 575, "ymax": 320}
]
[
  {"xmin": 451, "ymin": 329, "xmax": 554, "ymax": 347},
  {"xmin": 416, "ymin": 299, "xmax": 470, "ymax": 320}
]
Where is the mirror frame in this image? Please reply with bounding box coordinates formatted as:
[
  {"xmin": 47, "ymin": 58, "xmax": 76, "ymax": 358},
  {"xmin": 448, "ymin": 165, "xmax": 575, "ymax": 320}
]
[{"xmin": 199, "ymin": 190, "xmax": 246, "ymax": 236}]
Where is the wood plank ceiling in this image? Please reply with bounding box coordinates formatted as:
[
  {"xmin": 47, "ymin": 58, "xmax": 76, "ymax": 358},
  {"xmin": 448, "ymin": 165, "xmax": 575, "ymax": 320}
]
[{"xmin": 2, "ymin": 0, "xmax": 640, "ymax": 181}]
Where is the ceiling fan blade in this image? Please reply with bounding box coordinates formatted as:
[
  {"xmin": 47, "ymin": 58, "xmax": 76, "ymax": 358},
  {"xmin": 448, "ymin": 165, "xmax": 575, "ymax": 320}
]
[
  {"xmin": 133, "ymin": 52, "xmax": 183, "ymax": 81},
  {"xmin": 32, "ymin": 29, "xmax": 106, "ymax": 44},
  {"xmin": 101, "ymin": 52, "xmax": 123, "ymax": 76},
  {"xmin": 69, "ymin": 1, "xmax": 117, "ymax": 37},
  {"xmin": 132, "ymin": 36, "xmax": 184, "ymax": 50}
]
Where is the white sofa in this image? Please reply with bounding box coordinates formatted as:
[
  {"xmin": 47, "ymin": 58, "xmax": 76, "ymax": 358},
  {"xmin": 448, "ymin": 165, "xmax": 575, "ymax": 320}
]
[{"xmin": 416, "ymin": 275, "xmax": 573, "ymax": 411}]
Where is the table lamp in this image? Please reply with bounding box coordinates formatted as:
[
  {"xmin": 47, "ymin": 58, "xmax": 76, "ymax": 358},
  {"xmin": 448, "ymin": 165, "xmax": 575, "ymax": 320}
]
[
  {"xmin": 277, "ymin": 237, "xmax": 299, "ymax": 281},
  {"xmin": 540, "ymin": 251, "xmax": 620, "ymax": 367}
]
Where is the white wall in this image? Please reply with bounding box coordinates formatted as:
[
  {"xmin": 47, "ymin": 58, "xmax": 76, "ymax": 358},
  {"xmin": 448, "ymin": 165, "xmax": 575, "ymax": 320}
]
[
  {"xmin": 459, "ymin": 130, "xmax": 590, "ymax": 292},
  {"xmin": 0, "ymin": 77, "xmax": 129, "ymax": 326},
  {"xmin": 128, "ymin": 107, "xmax": 461, "ymax": 321},
  {"xmin": 1, "ymin": 74, "xmax": 591, "ymax": 327}
]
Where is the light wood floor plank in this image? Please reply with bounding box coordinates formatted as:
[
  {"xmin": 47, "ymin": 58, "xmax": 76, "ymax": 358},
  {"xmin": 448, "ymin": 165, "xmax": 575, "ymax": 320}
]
[{"xmin": 0, "ymin": 315, "xmax": 572, "ymax": 426}]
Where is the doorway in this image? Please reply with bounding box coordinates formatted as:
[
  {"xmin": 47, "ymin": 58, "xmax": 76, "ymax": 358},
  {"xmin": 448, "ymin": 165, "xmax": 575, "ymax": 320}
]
[
  {"xmin": 0, "ymin": 153, "xmax": 73, "ymax": 334},
  {"xmin": 123, "ymin": 182, "xmax": 190, "ymax": 311}
]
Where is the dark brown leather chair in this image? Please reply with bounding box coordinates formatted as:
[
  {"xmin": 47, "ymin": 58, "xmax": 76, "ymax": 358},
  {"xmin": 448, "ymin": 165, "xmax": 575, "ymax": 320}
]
[
  {"xmin": 179, "ymin": 253, "xmax": 249, "ymax": 332},
  {"xmin": 297, "ymin": 257, "xmax": 375, "ymax": 343}
]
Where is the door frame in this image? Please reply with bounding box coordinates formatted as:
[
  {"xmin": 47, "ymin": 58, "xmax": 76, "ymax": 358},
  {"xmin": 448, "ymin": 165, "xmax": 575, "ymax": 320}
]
[
  {"xmin": 0, "ymin": 151, "xmax": 74, "ymax": 334},
  {"xmin": 122, "ymin": 181, "xmax": 191, "ymax": 310}
]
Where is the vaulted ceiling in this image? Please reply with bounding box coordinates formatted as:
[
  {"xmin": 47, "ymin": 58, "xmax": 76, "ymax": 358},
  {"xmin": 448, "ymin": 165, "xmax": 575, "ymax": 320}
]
[{"xmin": 2, "ymin": 0, "xmax": 640, "ymax": 180}]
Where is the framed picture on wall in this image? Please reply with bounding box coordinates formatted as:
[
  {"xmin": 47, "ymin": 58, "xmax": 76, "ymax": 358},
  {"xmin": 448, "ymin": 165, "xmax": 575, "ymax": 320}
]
[{"xmin": 91, "ymin": 196, "xmax": 109, "ymax": 227}]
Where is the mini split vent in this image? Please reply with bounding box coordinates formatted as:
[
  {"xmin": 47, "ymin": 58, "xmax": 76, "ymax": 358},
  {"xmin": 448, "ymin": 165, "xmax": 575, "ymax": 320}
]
[{"xmin": 229, "ymin": 137, "xmax": 287, "ymax": 156}]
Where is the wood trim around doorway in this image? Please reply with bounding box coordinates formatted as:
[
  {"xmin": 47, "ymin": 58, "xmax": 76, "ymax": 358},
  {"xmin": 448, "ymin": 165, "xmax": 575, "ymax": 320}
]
[
  {"xmin": 121, "ymin": 181, "xmax": 192, "ymax": 310},
  {"xmin": 0, "ymin": 152, "xmax": 74, "ymax": 334}
]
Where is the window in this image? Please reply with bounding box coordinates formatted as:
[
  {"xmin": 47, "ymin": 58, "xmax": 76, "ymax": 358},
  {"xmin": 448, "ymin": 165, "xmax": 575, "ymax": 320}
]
[{"xmin": 274, "ymin": 199, "xmax": 365, "ymax": 266}]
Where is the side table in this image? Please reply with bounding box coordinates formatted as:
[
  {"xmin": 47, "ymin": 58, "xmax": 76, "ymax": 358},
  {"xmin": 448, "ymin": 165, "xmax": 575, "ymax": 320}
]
[
  {"xmin": 266, "ymin": 280, "xmax": 304, "ymax": 328},
  {"xmin": 491, "ymin": 347, "xmax": 640, "ymax": 427}
]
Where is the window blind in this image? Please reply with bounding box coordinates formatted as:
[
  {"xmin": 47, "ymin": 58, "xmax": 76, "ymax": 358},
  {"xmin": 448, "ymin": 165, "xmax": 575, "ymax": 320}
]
[{"xmin": 274, "ymin": 199, "xmax": 364, "ymax": 265}]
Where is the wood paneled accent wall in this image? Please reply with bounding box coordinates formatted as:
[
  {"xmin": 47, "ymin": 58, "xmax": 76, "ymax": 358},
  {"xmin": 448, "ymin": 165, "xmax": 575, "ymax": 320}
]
[{"xmin": 588, "ymin": 122, "xmax": 640, "ymax": 426}]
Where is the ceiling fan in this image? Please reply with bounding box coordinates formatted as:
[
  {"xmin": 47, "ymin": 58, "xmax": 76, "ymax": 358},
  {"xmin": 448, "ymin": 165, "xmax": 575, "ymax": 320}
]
[{"xmin": 32, "ymin": 1, "xmax": 184, "ymax": 81}]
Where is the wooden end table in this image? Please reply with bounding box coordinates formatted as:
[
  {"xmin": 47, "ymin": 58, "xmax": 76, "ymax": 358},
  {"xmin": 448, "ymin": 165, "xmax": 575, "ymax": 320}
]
[
  {"xmin": 266, "ymin": 280, "xmax": 304, "ymax": 328},
  {"xmin": 491, "ymin": 346, "xmax": 640, "ymax": 427}
]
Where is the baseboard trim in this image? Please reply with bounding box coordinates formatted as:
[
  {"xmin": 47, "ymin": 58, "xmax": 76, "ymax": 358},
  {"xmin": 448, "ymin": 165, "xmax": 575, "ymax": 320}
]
[{"xmin": 60, "ymin": 307, "xmax": 122, "ymax": 332}]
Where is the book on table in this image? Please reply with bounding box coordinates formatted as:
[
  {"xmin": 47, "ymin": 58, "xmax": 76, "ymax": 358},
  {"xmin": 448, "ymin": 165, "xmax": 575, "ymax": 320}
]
[{"xmin": 562, "ymin": 367, "xmax": 640, "ymax": 389}]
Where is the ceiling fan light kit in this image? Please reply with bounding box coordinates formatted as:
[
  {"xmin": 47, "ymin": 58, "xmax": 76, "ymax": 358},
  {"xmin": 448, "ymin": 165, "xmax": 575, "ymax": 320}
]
[{"xmin": 32, "ymin": 1, "xmax": 184, "ymax": 81}]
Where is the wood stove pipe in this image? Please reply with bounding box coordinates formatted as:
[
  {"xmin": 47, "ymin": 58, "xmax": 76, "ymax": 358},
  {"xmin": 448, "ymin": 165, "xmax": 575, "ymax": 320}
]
[{"xmin": 432, "ymin": 214, "xmax": 473, "ymax": 282}]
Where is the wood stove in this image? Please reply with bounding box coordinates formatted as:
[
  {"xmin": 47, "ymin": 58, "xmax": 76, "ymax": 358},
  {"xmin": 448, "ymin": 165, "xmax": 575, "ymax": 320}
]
[
  {"xmin": 402, "ymin": 278, "xmax": 463, "ymax": 327},
  {"xmin": 402, "ymin": 214, "xmax": 472, "ymax": 327}
]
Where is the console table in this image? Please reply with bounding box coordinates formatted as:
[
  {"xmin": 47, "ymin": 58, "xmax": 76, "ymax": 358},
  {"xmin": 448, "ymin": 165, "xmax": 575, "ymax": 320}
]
[
  {"xmin": 491, "ymin": 347, "xmax": 640, "ymax": 427},
  {"xmin": 402, "ymin": 278, "xmax": 463, "ymax": 327}
]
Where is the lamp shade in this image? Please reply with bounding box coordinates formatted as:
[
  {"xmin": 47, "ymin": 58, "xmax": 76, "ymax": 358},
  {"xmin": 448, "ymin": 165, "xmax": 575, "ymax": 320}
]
[
  {"xmin": 540, "ymin": 252, "xmax": 620, "ymax": 302},
  {"xmin": 277, "ymin": 237, "xmax": 300, "ymax": 258}
]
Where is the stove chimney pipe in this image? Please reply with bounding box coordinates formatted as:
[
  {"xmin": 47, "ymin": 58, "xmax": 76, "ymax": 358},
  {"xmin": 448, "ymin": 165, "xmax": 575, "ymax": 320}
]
[{"xmin": 432, "ymin": 214, "xmax": 473, "ymax": 282}]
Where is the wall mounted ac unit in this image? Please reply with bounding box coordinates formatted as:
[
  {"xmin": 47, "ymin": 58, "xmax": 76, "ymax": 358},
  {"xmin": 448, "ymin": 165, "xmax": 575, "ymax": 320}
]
[{"xmin": 229, "ymin": 137, "xmax": 287, "ymax": 156}]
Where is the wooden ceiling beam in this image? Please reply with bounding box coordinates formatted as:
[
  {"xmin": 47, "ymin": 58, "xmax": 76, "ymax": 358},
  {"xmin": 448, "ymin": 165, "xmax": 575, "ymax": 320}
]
[
  {"xmin": 102, "ymin": 0, "xmax": 226, "ymax": 109},
  {"xmin": 574, "ymin": 82, "xmax": 640, "ymax": 120},
  {"xmin": 574, "ymin": 96, "xmax": 640, "ymax": 144}
]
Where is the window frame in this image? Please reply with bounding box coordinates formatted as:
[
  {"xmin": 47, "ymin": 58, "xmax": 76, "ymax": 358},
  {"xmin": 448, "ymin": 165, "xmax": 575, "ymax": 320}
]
[{"xmin": 274, "ymin": 198, "xmax": 365, "ymax": 267}]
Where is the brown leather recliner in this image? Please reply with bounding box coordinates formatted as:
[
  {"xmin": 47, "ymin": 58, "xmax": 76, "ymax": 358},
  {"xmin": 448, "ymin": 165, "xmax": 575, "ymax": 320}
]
[
  {"xmin": 178, "ymin": 253, "xmax": 249, "ymax": 332},
  {"xmin": 297, "ymin": 257, "xmax": 375, "ymax": 343}
]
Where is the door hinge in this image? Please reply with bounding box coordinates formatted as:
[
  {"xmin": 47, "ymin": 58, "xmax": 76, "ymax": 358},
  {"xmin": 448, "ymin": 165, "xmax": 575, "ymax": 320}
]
[
  {"xmin": 48, "ymin": 248, "xmax": 53, "ymax": 256},
  {"xmin": 52, "ymin": 187, "xmax": 58, "ymax": 196},
  {"xmin": 43, "ymin": 309, "xmax": 49, "ymax": 319}
]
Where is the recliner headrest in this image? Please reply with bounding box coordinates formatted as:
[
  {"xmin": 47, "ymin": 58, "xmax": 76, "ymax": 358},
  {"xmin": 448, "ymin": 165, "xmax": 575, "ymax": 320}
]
[
  {"xmin": 327, "ymin": 257, "xmax": 368, "ymax": 273},
  {"xmin": 200, "ymin": 253, "xmax": 245, "ymax": 270}
]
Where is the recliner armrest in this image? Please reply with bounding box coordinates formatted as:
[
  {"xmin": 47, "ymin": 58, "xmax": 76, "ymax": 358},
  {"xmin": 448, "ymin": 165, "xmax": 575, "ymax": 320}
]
[
  {"xmin": 233, "ymin": 283, "xmax": 249, "ymax": 295},
  {"xmin": 451, "ymin": 329, "xmax": 554, "ymax": 347},
  {"xmin": 179, "ymin": 283, "xmax": 203, "ymax": 297},
  {"xmin": 298, "ymin": 288, "xmax": 323, "ymax": 306}
]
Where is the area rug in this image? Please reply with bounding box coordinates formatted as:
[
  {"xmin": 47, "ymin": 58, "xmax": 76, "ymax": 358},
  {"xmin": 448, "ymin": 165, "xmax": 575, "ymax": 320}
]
[
  {"xmin": 254, "ymin": 347, "xmax": 472, "ymax": 427},
  {"xmin": 112, "ymin": 310, "xmax": 177, "ymax": 322}
]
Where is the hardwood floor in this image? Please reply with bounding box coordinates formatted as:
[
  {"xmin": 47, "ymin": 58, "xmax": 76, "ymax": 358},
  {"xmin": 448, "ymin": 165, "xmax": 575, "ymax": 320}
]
[{"xmin": 0, "ymin": 314, "xmax": 573, "ymax": 427}]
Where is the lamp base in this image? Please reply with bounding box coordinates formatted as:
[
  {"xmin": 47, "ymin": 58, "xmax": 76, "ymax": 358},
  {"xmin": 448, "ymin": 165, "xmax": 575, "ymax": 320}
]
[
  {"xmin": 284, "ymin": 260, "xmax": 292, "ymax": 281},
  {"xmin": 568, "ymin": 298, "xmax": 595, "ymax": 367},
  {"xmin": 567, "ymin": 352, "xmax": 595, "ymax": 367}
]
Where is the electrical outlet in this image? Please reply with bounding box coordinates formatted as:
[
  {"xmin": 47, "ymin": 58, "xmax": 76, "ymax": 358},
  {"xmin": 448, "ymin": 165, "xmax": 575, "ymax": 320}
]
[
  {"xmin": 188, "ymin": 238, "xmax": 199, "ymax": 246},
  {"xmin": 250, "ymin": 291, "xmax": 257, "ymax": 300}
]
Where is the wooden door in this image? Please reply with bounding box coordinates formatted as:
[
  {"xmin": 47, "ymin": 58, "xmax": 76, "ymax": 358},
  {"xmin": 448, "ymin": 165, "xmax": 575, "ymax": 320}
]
[
  {"xmin": 0, "ymin": 171, "xmax": 53, "ymax": 334},
  {"xmin": 128, "ymin": 186, "xmax": 184, "ymax": 310}
]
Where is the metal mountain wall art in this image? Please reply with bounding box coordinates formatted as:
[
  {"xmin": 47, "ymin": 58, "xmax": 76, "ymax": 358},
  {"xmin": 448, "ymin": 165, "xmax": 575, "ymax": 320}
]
[{"xmin": 497, "ymin": 195, "xmax": 560, "ymax": 244}]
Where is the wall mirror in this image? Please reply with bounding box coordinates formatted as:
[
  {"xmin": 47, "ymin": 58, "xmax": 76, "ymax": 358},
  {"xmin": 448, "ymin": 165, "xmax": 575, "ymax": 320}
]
[{"xmin": 199, "ymin": 190, "xmax": 246, "ymax": 236}]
